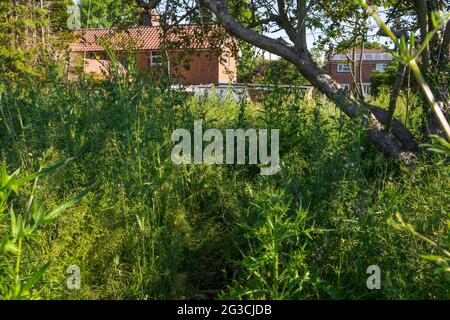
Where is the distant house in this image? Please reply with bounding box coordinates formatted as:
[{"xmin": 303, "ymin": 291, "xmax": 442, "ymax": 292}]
[
  {"xmin": 69, "ymin": 13, "xmax": 237, "ymax": 85},
  {"xmin": 325, "ymin": 48, "xmax": 393, "ymax": 96}
]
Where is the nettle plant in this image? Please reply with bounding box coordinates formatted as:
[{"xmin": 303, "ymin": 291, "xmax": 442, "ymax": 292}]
[
  {"xmin": 0, "ymin": 159, "xmax": 86, "ymax": 299},
  {"xmin": 221, "ymin": 187, "xmax": 315, "ymax": 299}
]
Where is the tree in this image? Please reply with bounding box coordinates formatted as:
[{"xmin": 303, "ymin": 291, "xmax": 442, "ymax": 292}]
[
  {"xmin": 80, "ymin": 0, "xmax": 139, "ymax": 28},
  {"xmin": 365, "ymin": 0, "xmax": 449, "ymax": 136},
  {"xmin": 0, "ymin": 0, "xmax": 72, "ymax": 82},
  {"xmin": 236, "ymin": 44, "xmax": 259, "ymax": 83},
  {"xmin": 371, "ymin": 60, "xmax": 402, "ymax": 96},
  {"xmin": 139, "ymin": 0, "xmax": 432, "ymax": 163}
]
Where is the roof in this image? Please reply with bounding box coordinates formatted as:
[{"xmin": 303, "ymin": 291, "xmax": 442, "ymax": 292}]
[
  {"xmin": 327, "ymin": 48, "xmax": 393, "ymax": 62},
  {"xmin": 70, "ymin": 25, "xmax": 218, "ymax": 52}
]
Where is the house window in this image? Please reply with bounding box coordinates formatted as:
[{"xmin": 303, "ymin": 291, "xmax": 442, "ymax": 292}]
[
  {"xmin": 362, "ymin": 83, "xmax": 371, "ymax": 96},
  {"xmin": 337, "ymin": 63, "xmax": 351, "ymax": 73},
  {"xmin": 149, "ymin": 52, "xmax": 163, "ymax": 67},
  {"xmin": 341, "ymin": 84, "xmax": 351, "ymax": 91},
  {"xmin": 376, "ymin": 63, "xmax": 387, "ymax": 72}
]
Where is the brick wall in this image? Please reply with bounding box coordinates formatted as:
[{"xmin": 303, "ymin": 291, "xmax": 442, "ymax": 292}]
[
  {"xmin": 137, "ymin": 50, "xmax": 226, "ymax": 85},
  {"xmin": 75, "ymin": 49, "xmax": 236, "ymax": 85},
  {"xmin": 218, "ymin": 49, "xmax": 237, "ymax": 83}
]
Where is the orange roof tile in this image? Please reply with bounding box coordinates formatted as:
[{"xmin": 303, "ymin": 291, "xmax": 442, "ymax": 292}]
[{"xmin": 70, "ymin": 25, "xmax": 217, "ymax": 52}]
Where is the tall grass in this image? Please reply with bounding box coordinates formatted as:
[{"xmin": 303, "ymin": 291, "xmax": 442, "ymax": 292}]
[{"xmin": 0, "ymin": 64, "xmax": 448, "ymax": 299}]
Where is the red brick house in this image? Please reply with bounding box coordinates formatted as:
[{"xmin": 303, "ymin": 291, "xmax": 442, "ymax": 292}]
[
  {"xmin": 325, "ymin": 48, "xmax": 392, "ymax": 96},
  {"xmin": 69, "ymin": 22, "xmax": 237, "ymax": 85}
]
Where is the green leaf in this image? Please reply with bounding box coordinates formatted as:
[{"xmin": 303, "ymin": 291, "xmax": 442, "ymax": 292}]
[
  {"xmin": 409, "ymin": 33, "xmax": 415, "ymax": 54},
  {"xmin": 430, "ymin": 135, "xmax": 450, "ymax": 150},
  {"xmin": 2, "ymin": 239, "xmax": 19, "ymax": 255},
  {"xmin": 0, "ymin": 162, "xmax": 8, "ymax": 188},
  {"xmin": 420, "ymin": 254, "xmax": 445, "ymax": 262},
  {"xmin": 31, "ymin": 202, "xmax": 46, "ymax": 229},
  {"xmin": 422, "ymin": 135, "xmax": 450, "ymax": 155},
  {"xmin": 42, "ymin": 188, "xmax": 90, "ymax": 224},
  {"xmin": 0, "ymin": 162, "xmax": 20, "ymax": 192},
  {"xmin": 399, "ymin": 36, "xmax": 407, "ymax": 54},
  {"xmin": 22, "ymin": 262, "xmax": 51, "ymax": 293},
  {"xmin": 13, "ymin": 158, "xmax": 73, "ymax": 192}
]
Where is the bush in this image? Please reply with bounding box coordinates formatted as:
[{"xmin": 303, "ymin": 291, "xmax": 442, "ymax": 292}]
[{"xmin": 250, "ymin": 59, "xmax": 309, "ymax": 85}]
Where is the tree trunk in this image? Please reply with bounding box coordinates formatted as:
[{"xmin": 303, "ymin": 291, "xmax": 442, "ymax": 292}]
[
  {"xmin": 415, "ymin": 0, "xmax": 431, "ymax": 69},
  {"xmin": 386, "ymin": 64, "xmax": 406, "ymax": 132}
]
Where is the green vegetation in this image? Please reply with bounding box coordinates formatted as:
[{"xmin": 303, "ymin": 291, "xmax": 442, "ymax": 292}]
[
  {"xmin": 250, "ymin": 58, "xmax": 309, "ymax": 86},
  {"xmin": 79, "ymin": 0, "xmax": 139, "ymax": 28},
  {"xmin": 0, "ymin": 65, "xmax": 448, "ymax": 299},
  {"xmin": 0, "ymin": 157, "xmax": 87, "ymax": 299},
  {"xmin": 0, "ymin": 0, "xmax": 449, "ymax": 302},
  {"xmin": 0, "ymin": 0, "xmax": 72, "ymax": 82}
]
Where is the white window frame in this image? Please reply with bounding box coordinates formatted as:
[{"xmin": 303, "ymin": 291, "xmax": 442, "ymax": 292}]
[
  {"xmin": 362, "ymin": 83, "xmax": 371, "ymax": 96},
  {"xmin": 376, "ymin": 63, "xmax": 387, "ymax": 72},
  {"xmin": 337, "ymin": 63, "xmax": 351, "ymax": 73},
  {"xmin": 149, "ymin": 52, "xmax": 163, "ymax": 67},
  {"xmin": 340, "ymin": 84, "xmax": 351, "ymax": 91}
]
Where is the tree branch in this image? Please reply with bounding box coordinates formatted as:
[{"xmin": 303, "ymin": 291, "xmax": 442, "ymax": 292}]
[
  {"xmin": 276, "ymin": 0, "xmax": 297, "ymax": 43},
  {"xmin": 386, "ymin": 64, "xmax": 406, "ymax": 133},
  {"xmin": 199, "ymin": 0, "xmax": 299, "ymax": 62},
  {"xmin": 296, "ymin": 0, "xmax": 307, "ymax": 51}
]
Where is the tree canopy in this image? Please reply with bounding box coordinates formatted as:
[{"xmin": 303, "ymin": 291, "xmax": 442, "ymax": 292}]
[
  {"xmin": 0, "ymin": 0, "xmax": 72, "ymax": 82},
  {"xmin": 79, "ymin": 0, "xmax": 139, "ymax": 28}
]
